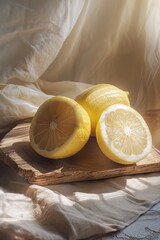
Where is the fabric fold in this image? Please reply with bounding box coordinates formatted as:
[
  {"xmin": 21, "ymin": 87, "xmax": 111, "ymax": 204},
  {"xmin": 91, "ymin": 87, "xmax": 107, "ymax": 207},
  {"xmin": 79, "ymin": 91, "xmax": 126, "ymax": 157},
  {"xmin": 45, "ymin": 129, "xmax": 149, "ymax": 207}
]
[{"xmin": 24, "ymin": 174, "xmax": 160, "ymax": 239}]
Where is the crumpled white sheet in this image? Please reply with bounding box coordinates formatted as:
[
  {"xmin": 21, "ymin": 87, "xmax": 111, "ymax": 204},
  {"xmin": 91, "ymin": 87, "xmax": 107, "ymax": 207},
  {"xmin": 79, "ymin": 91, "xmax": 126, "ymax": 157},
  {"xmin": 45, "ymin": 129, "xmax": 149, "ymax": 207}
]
[
  {"xmin": 0, "ymin": 172, "xmax": 160, "ymax": 240},
  {"xmin": 1, "ymin": 0, "xmax": 160, "ymax": 239}
]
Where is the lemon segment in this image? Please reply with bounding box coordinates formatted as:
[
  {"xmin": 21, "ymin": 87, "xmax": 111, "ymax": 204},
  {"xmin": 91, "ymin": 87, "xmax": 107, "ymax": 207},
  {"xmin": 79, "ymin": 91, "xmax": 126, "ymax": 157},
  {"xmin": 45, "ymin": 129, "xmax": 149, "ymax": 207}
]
[
  {"xmin": 96, "ymin": 104, "xmax": 152, "ymax": 164},
  {"xmin": 30, "ymin": 96, "xmax": 91, "ymax": 159},
  {"xmin": 76, "ymin": 84, "xmax": 130, "ymax": 136}
]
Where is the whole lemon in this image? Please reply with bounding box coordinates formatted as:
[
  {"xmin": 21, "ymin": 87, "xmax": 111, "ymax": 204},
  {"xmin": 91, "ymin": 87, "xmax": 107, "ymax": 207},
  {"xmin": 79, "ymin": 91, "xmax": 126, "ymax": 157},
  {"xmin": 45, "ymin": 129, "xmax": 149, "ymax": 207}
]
[{"xmin": 76, "ymin": 84, "xmax": 130, "ymax": 136}]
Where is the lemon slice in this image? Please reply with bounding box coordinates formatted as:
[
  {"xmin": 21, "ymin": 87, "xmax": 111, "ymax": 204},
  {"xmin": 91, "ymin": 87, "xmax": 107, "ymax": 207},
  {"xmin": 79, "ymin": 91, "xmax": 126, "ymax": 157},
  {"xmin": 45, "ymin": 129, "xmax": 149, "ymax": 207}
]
[
  {"xmin": 96, "ymin": 104, "xmax": 152, "ymax": 164},
  {"xmin": 76, "ymin": 84, "xmax": 130, "ymax": 136},
  {"xmin": 30, "ymin": 96, "xmax": 91, "ymax": 159}
]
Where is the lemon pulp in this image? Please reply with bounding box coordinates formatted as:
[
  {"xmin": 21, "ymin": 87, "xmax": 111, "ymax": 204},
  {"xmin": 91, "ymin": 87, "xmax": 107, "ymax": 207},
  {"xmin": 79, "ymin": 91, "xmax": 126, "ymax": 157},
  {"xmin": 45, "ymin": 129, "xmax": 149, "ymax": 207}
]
[
  {"xmin": 96, "ymin": 104, "xmax": 152, "ymax": 164},
  {"xmin": 30, "ymin": 96, "xmax": 91, "ymax": 159}
]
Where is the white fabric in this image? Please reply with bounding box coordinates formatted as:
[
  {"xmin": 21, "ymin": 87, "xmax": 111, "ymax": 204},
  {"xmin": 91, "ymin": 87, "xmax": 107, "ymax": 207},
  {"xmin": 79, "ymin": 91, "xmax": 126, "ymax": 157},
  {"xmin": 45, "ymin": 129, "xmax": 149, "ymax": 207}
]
[
  {"xmin": 0, "ymin": 0, "xmax": 160, "ymax": 239},
  {"xmin": 0, "ymin": 0, "xmax": 86, "ymax": 129},
  {"xmin": 1, "ymin": 0, "xmax": 160, "ymax": 129},
  {"xmin": 0, "ymin": 167, "xmax": 160, "ymax": 240}
]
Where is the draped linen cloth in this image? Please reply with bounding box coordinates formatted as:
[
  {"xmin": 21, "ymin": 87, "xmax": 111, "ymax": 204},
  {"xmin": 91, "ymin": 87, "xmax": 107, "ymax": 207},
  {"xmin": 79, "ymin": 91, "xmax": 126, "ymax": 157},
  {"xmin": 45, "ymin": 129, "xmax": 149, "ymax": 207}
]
[{"xmin": 0, "ymin": 1, "xmax": 160, "ymax": 239}]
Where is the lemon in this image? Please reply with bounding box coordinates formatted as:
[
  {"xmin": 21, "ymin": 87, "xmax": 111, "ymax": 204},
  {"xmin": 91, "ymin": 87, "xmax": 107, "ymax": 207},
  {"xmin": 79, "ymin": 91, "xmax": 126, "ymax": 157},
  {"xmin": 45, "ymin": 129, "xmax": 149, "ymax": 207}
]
[
  {"xmin": 96, "ymin": 104, "xmax": 152, "ymax": 164},
  {"xmin": 76, "ymin": 84, "xmax": 130, "ymax": 136},
  {"xmin": 29, "ymin": 96, "xmax": 91, "ymax": 159}
]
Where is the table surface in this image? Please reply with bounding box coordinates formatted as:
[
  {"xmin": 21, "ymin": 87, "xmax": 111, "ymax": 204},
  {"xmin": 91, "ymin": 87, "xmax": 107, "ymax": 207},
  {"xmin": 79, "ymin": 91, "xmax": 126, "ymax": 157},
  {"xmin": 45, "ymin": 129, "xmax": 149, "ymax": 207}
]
[{"xmin": 101, "ymin": 201, "xmax": 160, "ymax": 240}]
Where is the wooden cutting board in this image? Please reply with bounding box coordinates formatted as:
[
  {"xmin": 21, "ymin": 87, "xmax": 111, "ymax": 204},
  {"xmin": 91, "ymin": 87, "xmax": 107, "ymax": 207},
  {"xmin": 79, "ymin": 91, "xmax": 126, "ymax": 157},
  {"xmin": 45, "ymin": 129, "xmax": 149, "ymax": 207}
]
[{"xmin": 0, "ymin": 119, "xmax": 160, "ymax": 186}]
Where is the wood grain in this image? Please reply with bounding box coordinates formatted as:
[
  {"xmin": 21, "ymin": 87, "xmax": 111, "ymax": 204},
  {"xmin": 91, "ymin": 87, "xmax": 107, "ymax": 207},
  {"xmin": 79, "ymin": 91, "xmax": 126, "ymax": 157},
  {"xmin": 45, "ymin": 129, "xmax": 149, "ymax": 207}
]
[{"xmin": 0, "ymin": 119, "xmax": 160, "ymax": 185}]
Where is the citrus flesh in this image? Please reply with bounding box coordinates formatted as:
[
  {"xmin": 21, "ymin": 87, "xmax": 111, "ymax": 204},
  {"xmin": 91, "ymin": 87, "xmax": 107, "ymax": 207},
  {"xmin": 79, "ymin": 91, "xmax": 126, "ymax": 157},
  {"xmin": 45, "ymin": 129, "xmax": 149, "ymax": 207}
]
[
  {"xmin": 96, "ymin": 104, "xmax": 152, "ymax": 164},
  {"xmin": 76, "ymin": 84, "xmax": 130, "ymax": 136},
  {"xmin": 30, "ymin": 96, "xmax": 91, "ymax": 159}
]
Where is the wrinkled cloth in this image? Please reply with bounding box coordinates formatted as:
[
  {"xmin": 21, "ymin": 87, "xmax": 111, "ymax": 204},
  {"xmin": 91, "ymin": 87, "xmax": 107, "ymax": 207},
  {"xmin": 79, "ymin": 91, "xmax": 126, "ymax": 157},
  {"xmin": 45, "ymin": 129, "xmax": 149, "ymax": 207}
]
[
  {"xmin": 1, "ymin": 0, "xmax": 160, "ymax": 129},
  {"xmin": 0, "ymin": 162, "xmax": 160, "ymax": 240},
  {"xmin": 0, "ymin": 0, "xmax": 160, "ymax": 239}
]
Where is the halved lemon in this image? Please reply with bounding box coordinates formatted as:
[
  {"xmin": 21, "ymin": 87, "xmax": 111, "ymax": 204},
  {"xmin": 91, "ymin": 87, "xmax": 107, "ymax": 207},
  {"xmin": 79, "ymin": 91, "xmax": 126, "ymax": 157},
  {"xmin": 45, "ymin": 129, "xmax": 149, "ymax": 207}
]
[
  {"xmin": 29, "ymin": 96, "xmax": 91, "ymax": 159},
  {"xmin": 76, "ymin": 84, "xmax": 130, "ymax": 136},
  {"xmin": 96, "ymin": 104, "xmax": 152, "ymax": 164}
]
